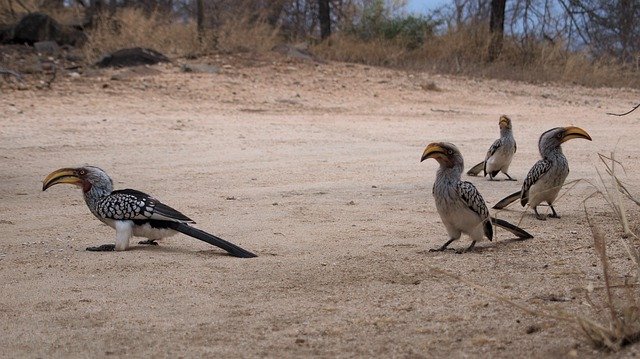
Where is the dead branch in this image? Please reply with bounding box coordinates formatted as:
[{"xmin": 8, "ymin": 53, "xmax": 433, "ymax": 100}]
[{"xmin": 607, "ymin": 103, "xmax": 640, "ymax": 117}]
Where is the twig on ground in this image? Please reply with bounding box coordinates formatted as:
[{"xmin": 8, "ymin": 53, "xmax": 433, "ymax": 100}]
[{"xmin": 607, "ymin": 103, "xmax": 640, "ymax": 117}]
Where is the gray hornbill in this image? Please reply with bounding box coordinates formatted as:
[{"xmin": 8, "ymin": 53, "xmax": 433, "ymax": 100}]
[
  {"xmin": 466, "ymin": 115, "xmax": 517, "ymax": 180},
  {"xmin": 42, "ymin": 166, "xmax": 257, "ymax": 258},
  {"xmin": 421, "ymin": 142, "xmax": 533, "ymax": 253},
  {"xmin": 493, "ymin": 126, "xmax": 592, "ymax": 220}
]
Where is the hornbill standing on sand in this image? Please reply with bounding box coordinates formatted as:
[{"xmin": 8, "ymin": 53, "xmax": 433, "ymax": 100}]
[
  {"xmin": 42, "ymin": 166, "xmax": 257, "ymax": 258},
  {"xmin": 466, "ymin": 115, "xmax": 517, "ymax": 181},
  {"xmin": 492, "ymin": 126, "xmax": 592, "ymax": 220},
  {"xmin": 421, "ymin": 142, "xmax": 533, "ymax": 253}
]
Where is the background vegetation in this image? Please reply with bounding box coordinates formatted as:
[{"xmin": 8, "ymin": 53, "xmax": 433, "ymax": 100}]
[{"xmin": 0, "ymin": 0, "xmax": 638, "ymax": 87}]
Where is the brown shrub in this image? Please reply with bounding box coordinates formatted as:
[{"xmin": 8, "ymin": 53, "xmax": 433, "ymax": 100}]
[
  {"xmin": 314, "ymin": 22, "xmax": 640, "ymax": 89},
  {"xmin": 82, "ymin": 8, "xmax": 202, "ymax": 63},
  {"xmin": 215, "ymin": 14, "xmax": 281, "ymax": 54}
]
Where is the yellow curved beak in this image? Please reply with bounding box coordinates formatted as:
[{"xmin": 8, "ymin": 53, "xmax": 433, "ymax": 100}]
[
  {"xmin": 421, "ymin": 143, "xmax": 446, "ymax": 162},
  {"xmin": 499, "ymin": 115, "xmax": 510, "ymax": 128},
  {"xmin": 42, "ymin": 168, "xmax": 81, "ymax": 191},
  {"xmin": 562, "ymin": 126, "xmax": 592, "ymax": 143}
]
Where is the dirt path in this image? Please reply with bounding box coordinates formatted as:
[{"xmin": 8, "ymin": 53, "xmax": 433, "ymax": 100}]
[{"xmin": 1, "ymin": 55, "xmax": 639, "ymax": 357}]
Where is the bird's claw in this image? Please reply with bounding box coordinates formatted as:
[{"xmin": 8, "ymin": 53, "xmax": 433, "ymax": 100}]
[
  {"xmin": 86, "ymin": 244, "xmax": 115, "ymax": 252},
  {"xmin": 548, "ymin": 213, "xmax": 561, "ymax": 219},
  {"xmin": 138, "ymin": 239, "xmax": 159, "ymax": 246}
]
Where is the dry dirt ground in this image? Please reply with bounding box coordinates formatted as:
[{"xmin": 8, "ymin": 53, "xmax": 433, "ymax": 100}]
[{"xmin": 1, "ymin": 53, "xmax": 640, "ymax": 358}]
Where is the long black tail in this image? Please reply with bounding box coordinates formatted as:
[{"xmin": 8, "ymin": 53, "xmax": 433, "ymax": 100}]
[
  {"xmin": 169, "ymin": 222, "xmax": 257, "ymax": 258},
  {"xmin": 492, "ymin": 190, "xmax": 521, "ymax": 209},
  {"xmin": 491, "ymin": 217, "xmax": 533, "ymax": 239},
  {"xmin": 466, "ymin": 161, "xmax": 485, "ymax": 176}
]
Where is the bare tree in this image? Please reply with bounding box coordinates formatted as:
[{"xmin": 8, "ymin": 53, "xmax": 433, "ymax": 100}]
[
  {"xmin": 488, "ymin": 0, "xmax": 506, "ymax": 61},
  {"xmin": 319, "ymin": 0, "xmax": 331, "ymax": 39}
]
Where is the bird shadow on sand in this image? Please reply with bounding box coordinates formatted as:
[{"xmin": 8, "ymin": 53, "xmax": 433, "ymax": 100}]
[
  {"xmin": 96, "ymin": 244, "xmax": 238, "ymax": 257},
  {"xmin": 417, "ymin": 236, "xmax": 534, "ymax": 255}
]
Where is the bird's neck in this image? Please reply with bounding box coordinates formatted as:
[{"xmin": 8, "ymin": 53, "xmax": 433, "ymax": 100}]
[
  {"xmin": 83, "ymin": 185, "xmax": 112, "ymax": 213},
  {"xmin": 541, "ymin": 145, "xmax": 564, "ymax": 160},
  {"xmin": 436, "ymin": 163, "xmax": 463, "ymax": 185},
  {"xmin": 500, "ymin": 127, "xmax": 513, "ymax": 139}
]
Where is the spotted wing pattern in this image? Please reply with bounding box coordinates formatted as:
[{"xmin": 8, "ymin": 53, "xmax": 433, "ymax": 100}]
[
  {"xmin": 483, "ymin": 138, "xmax": 502, "ymax": 174},
  {"xmin": 521, "ymin": 159, "xmax": 552, "ymax": 206},
  {"xmin": 457, "ymin": 181, "xmax": 489, "ymax": 220},
  {"xmin": 96, "ymin": 189, "xmax": 193, "ymax": 223}
]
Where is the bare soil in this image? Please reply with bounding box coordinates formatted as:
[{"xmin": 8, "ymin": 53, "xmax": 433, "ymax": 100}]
[{"xmin": 1, "ymin": 53, "xmax": 639, "ymax": 358}]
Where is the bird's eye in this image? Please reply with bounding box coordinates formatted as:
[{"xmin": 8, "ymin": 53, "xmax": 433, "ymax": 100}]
[
  {"xmin": 557, "ymin": 132, "xmax": 563, "ymax": 138},
  {"xmin": 78, "ymin": 169, "xmax": 86, "ymax": 176},
  {"xmin": 447, "ymin": 149, "xmax": 453, "ymax": 155}
]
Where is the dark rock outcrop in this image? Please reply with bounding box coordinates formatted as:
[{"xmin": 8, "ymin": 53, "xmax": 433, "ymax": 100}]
[
  {"xmin": 95, "ymin": 47, "xmax": 170, "ymax": 68},
  {"xmin": 10, "ymin": 12, "xmax": 85, "ymax": 46}
]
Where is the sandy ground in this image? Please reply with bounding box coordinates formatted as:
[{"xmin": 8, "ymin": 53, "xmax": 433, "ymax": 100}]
[{"xmin": 1, "ymin": 53, "xmax": 640, "ymax": 358}]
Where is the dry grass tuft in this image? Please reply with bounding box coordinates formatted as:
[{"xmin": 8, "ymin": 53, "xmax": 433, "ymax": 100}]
[
  {"xmin": 419, "ymin": 80, "xmax": 440, "ymax": 92},
  {"xmin": 215, "ymin": 15, "xmax": 281, "ymax": 54},
  {"xmin": 432, "ymin": 153, "xmax": 640, "ymax": 352},
  {"xmin": 315, "ymin": 23, "xmax": 640, "ymax": 88},
  {"xmin": 82, "ymin": 8, "xmax": 202, "ymax": 63}
]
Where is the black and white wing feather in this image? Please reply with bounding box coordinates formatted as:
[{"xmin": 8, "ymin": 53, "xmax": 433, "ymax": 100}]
[
  {"xmin": 521, "ymin": 160, "xmax": 552, "ymax": 206},
  {"xmin": 483, "ymin": 138, "xmax": 502, "ymax": 175},
  {"xmin": 457, "ymin": 181, "xmax": 489, "ymax": 219},
  {"xmin": 457, "ymin": 181, "xmax": 493, "ymax": 240},
  {"xmin": 95, "ymin": 189, "xmax": 194, "ymax": 223}
]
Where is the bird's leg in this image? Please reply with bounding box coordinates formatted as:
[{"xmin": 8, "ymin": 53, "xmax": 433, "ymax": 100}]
[
  {"xmin": 456, "ymin": 240, "xmax": 476, "ymax": 254},
  {"xmin": 138, "ymin": 239, "xmax": 159, "ymax": 246},
  {"xmin": 429, "ymin": 238, "xmax": 457, "ymax": 252},
  {"xmin": 548, "ymin": 204, "xmax": 560, "ymax": 218},
  {"xmin": 86, "ymin": 244, "xmax": 115, "ymax": 251},
  {"xmin": 533, "ymin": 206, "xmax": 547, "ymax": 221},
  {"xmin": 504, "ymin": 173, "xmax": 517, "ymax": 181},
  {"xmin": 114, "ymin": 221, "xmax": 133, "ymax": 251}
]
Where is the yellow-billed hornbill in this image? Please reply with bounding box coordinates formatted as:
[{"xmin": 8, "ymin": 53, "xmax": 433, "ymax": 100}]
[
  {"xmin": 493, "ymin": 126, "xmax": 592, "ymax": 220},
  {"xmin": 466, "ymin": 115, "xmax": 517, "ymax": 181},
  {"xmin": 42, "ymin": 166, "xmax": 257, "ymax": 258},
  {"xmin": 421, "ymin": 142, "xmax": 533, "ymax": 253}
]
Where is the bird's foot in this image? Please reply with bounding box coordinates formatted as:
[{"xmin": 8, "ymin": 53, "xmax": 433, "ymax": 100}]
[
  {"xmin": 505, "ymin": 177, "xmax": 517, "ymax": 181},
  {"xmin": 86, "ymin": 244, "xmax": 115, "ymax": 252},
  {"xmin": 429, "ymin": 247, "xmax": 455, "ymax": 253},
  {"xmin": 535, "ymin": 214, "xmax": 547, "ymax": 221},
  {"xmin": 548, "ymin": 213, "xmax": 561, "ymax": 219},
  {"xmin": 138, "ymin": 239, "xmax": 159, "ymax": 246}
]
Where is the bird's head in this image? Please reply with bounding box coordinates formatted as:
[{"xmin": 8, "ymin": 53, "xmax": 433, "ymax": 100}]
[
  {"xmin": 421, "ymin": 142, "xmax": 463, "ymax": 168},
  {"xmin": 43, "ymin": 166, "xmax": 113, "ymax": 193},
  {"xmin": 538, "ymin": 126, "xmax": 592, "ymax": 155},
  {"xmin": 498, "ymin": 115, "xmax": 512, "ymax": 130}
]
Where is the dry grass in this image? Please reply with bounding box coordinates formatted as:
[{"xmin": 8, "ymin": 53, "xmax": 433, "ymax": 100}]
[
  {"xmin": 432, "ymin": 154, "xmax": 640, "ymax": 352},
  {"xmin": 82, "ymin": 8, "xmax": 202, "ymax": 63},
  {"xmin": 215, "ymin": 15, "xmax": 281, "ymax": 54},
  {"xmin": 314, "ymin": 23, "xmax": 640, "ymax": 89}
]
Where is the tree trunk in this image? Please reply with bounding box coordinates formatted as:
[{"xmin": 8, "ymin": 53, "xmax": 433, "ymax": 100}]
[
  {"xmin": 318, "ymin": 0, "xmax": 331, "ymax": 40},
  {"xmin": 196, "ymin": 0, "xmax": 204, "ymax": 43},
  {"xmin": 488, "ymin": 0, "xmax": 507, "ymax": 62}
]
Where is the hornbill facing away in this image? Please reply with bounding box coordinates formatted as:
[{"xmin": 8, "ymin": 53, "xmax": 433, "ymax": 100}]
[
  {"xmin": 492, "ymin": 126, "xmax": 592, "ymax": 220},
  {"xmin": 421, "ymin": 142, "xmax": 533, "ymax": 253},
  {"xmin": 42, "ymin": 166, "xmax": 257, "ymax": 258},
  {"xmin": 466, "ymin": 115, "xmax": 517, "ymax": 180}
]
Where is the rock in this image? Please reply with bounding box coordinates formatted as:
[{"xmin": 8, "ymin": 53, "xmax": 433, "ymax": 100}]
[
  {"xmin": 10, "ymin": 12, "xmax": 85, "ymax": 46},
  {"xmin": 180, "ymin": 63, "xmax": 221, "ymax": 74},
  {"xmin": 34, "ymin": 41, "xmax": 60, "ymax": 54},
  {"xmin": 96, "ymin": 47, "xmax": 170, "ymax": 68},
  {"xmin": 272, "ymin": 43, "xmax": 323, "ymax": 62}
]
